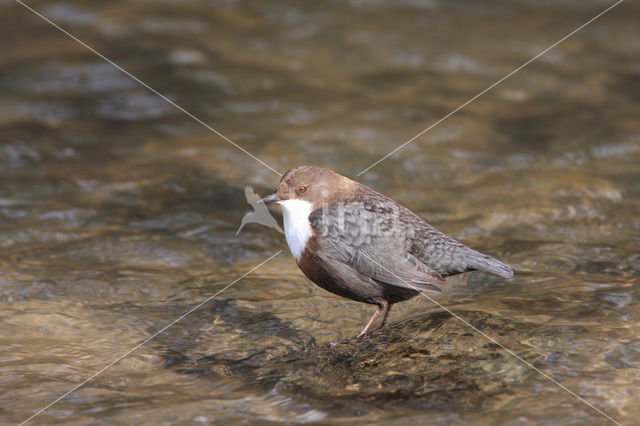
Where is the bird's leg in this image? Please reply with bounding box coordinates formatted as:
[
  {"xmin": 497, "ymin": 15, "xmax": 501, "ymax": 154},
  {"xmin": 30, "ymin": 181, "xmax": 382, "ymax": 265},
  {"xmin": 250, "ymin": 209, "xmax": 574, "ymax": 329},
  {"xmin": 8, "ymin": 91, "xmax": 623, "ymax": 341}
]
[
  {"xmin": 356, "ymin": 300, "xmax": 389, "ymax": 339},
  {"xmin": 357, "ymin": 309, "xmax": 380, "ymax": 339},
  {"xmin": 373, "ymin": 301, "xmax": 392, "ymax": 332}
]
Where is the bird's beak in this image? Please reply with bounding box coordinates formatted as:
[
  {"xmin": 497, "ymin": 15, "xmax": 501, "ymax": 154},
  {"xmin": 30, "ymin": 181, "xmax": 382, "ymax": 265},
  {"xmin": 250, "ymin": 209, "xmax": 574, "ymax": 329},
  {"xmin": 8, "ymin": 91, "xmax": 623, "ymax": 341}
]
[{"xmin": 257, "ymin": 193, "xmax": 280, "ymax": 204}]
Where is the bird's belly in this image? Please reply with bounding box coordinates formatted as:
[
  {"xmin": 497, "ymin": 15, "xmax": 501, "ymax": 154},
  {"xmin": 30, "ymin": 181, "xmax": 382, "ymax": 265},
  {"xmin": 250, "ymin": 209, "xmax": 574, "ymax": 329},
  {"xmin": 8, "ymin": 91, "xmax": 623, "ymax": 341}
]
[
  {"xmin": 298, "ymin": 258, "xmax": 378, "ymax": 304},
  {"xmin": 296, "ymin": 248, "xmax": 418, "ymax": 305}
]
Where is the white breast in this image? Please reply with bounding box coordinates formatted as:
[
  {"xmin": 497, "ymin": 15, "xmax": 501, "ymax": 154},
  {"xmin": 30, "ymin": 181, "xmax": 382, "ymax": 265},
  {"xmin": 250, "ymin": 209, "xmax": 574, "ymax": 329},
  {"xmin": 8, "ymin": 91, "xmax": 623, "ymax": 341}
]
[{"xmin": 278, "ymin": 199, "xmax": 313, "ymax": 261}]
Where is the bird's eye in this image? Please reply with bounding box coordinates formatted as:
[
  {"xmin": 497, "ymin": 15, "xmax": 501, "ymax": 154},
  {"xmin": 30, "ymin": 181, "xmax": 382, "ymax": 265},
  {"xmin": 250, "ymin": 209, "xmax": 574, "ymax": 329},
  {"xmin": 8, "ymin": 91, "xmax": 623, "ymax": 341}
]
[{"xmin": 298, "ymin": 185, "xmax": 308, "ymax": 194}]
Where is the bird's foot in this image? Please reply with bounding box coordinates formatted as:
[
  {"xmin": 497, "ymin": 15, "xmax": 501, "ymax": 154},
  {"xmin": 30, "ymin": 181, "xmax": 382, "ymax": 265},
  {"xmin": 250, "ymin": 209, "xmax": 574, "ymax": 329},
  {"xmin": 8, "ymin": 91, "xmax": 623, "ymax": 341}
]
[{"xmin": 356, "ymin": 332, "xmax": 371, "ymax": 340}]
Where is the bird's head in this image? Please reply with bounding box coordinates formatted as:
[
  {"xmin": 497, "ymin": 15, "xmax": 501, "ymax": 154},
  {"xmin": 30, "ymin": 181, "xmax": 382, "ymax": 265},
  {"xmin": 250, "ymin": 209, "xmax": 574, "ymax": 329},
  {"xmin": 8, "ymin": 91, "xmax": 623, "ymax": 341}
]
[{"xmin": 258, "ymin": 165, "xmax": 356, "ymax": 212}]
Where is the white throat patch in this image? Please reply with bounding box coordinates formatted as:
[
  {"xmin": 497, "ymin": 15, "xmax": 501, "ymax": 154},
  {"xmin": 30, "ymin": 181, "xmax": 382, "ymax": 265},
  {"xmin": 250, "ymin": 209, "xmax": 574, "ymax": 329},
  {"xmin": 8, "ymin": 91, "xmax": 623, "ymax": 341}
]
[{"xmin": 278, "ymin": 199, "xmax": 313, "ymax": 261}]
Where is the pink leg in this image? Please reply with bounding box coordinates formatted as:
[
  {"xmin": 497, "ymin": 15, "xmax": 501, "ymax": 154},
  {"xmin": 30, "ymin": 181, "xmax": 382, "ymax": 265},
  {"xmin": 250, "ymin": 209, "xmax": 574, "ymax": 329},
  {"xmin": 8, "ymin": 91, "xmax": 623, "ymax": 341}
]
[
  {"xmin": 374, "ymin": 302, "xmax": 392, "ymax": 331},
  {"xmin": 357, "ymin": 300, "xmax": 390, "ymax": 338}
]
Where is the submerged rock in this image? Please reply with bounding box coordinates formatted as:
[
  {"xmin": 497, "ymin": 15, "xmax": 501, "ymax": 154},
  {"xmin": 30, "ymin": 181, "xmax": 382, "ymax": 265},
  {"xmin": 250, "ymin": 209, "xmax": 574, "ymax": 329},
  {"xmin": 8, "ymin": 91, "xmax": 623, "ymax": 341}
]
[
  {"xmin": 176, "ymin": 308, "xmax": 571, "ymax": 415},
  {"xmin": 250, "ymin": 311, "xmax": 540, "ymax": 412}
]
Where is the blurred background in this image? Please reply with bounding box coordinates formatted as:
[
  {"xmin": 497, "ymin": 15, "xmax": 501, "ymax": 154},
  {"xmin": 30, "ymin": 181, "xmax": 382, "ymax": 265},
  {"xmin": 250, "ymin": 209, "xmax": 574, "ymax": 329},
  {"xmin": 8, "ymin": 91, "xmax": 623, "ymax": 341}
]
[{"xmin": 0, "ymin": 0, "xmax": 638, "ymax": 424}]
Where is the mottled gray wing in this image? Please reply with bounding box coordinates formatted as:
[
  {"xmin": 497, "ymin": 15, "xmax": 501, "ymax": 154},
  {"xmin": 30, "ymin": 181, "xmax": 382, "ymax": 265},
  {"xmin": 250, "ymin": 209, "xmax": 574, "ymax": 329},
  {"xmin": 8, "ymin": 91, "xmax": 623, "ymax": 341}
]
[
  {"xmin": 309, "ymin": 198, "xmax": 444, "ymax": 293},
  {"xmin": 351, "ymin": 250, "xmax": 444, "ymax": 293}
]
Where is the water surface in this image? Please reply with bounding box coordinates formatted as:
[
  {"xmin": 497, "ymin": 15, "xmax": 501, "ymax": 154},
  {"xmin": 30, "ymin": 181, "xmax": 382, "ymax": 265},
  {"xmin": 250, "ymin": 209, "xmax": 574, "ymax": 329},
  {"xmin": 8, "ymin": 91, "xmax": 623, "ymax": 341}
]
[{"xmin": 1, "ymin": 0, "xmax": 639, "ymax": 424}]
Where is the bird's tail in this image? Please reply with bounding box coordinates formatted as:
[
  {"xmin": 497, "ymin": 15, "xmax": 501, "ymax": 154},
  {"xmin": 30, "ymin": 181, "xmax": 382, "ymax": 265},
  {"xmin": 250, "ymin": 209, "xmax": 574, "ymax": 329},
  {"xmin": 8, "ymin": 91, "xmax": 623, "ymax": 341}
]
[{"xmin": 467, "ymin": 251, "xmax": 513, "ymax": 279}]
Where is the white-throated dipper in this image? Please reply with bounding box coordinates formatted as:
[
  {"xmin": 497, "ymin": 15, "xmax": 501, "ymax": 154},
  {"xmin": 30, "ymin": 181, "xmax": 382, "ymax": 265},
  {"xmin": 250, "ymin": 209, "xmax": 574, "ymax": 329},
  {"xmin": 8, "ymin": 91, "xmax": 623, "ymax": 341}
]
[{"xmin": 259, "ymin": 166, "xmax": 513, "ymax": 338}]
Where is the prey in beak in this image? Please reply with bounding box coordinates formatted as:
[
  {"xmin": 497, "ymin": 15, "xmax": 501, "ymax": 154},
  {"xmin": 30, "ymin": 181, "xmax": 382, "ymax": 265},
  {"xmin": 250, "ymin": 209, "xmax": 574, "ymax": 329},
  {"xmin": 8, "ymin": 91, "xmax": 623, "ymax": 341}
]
[{"xmin": 257, "ymin": 194, "xmax": 280, "ymax": 204}]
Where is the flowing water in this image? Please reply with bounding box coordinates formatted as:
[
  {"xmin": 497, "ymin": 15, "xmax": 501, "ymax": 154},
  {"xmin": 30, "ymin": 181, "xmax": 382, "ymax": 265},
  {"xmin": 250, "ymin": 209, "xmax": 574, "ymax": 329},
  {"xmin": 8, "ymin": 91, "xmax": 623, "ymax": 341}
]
[{"xmin": 1, "ymin": 0, "xmax": 639, "ymax": 424}]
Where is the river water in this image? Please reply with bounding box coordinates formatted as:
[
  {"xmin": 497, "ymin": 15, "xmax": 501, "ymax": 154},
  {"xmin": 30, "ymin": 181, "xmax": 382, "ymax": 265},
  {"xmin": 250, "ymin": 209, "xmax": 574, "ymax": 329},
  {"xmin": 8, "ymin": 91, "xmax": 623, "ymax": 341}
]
[{"xmin": 1, "ymin": 0, "xmax": 639, "ymax": 424}]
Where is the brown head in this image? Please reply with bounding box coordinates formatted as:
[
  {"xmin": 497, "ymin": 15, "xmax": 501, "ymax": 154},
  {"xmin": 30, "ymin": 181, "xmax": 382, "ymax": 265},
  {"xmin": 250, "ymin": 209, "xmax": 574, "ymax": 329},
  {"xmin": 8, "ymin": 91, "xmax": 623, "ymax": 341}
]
[{"xmin": 259, "ymin": 165, "xmax": 357, "ymax": 210}]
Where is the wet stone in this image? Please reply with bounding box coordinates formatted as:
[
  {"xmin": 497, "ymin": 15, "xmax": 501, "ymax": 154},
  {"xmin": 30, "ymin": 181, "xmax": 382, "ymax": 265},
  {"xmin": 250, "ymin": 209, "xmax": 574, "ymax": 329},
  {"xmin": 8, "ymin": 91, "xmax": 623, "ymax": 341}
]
[{"xmin": 174, "ymin": 309, "xmax": 578, "ymax": 416}]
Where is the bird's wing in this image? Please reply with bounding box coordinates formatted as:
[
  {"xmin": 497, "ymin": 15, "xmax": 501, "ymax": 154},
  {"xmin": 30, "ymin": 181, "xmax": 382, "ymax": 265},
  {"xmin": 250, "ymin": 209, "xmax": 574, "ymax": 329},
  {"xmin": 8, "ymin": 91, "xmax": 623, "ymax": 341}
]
[
  {"xmin": 316, "ymin": 245, "xmax": 443, "ymax": 293},
  {"xmin": 309, "ymin": 199, "xmax": 444, "ymax": 293},
  {"xmin": 350, "ymin": 250, "xmax": 444, "ymax": 293}
]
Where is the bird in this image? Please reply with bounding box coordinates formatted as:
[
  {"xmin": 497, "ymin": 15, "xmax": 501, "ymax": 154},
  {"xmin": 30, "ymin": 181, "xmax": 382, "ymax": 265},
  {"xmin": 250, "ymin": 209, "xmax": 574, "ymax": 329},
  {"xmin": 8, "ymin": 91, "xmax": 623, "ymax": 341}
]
[
  {"xmin": 259, "ymin": 166, "xmax": 513, "ymax": 338},
  {"xmin": 236, "ymin": 186, "xmax": 284, "ymax": 236}
]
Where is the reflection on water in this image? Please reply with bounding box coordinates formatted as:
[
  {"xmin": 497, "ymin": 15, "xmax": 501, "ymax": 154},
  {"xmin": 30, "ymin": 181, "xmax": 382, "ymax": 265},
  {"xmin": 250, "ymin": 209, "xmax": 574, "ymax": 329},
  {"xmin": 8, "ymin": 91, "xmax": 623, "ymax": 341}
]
[{"xmin": 1, "ymin": 0, "xmax": 639, "ymax": 424}]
